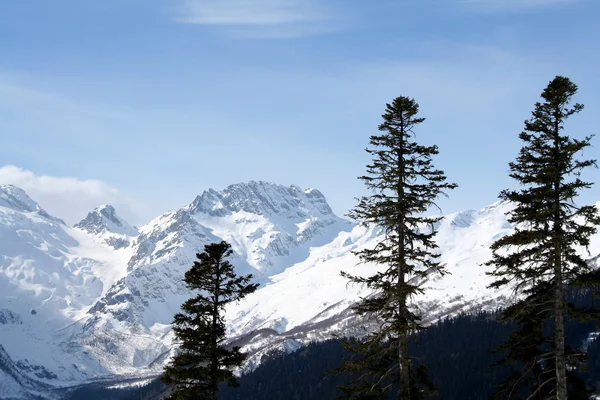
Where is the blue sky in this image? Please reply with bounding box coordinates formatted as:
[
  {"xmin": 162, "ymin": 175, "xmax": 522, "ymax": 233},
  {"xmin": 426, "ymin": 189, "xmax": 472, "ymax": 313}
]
[{"xmin": 1, "ymin": 0, "xmax": 599, "ymax": 225}]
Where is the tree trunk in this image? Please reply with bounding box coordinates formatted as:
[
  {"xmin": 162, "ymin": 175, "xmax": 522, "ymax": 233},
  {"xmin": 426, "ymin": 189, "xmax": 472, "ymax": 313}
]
[
  {"xmin": 553, "ymin": 114, "xmax": 567, "ymax": 400},
  {"xmin": 554, "ymin": 254, "xmax": 567, "ymax": 400},
  {"xmin": 397, "ymin": 124, "xmax": 410, "ymax": 400},
  {"xmin": 398, "ymin": 251, "xmax": 409, "ymax": 400},
  {"xmin": 398, "ymin": 292, "xmax": 410, "ymax": 400},
  {"xmin": 211, "ymin": 261, "xmax": 221, "ymax": 400}
]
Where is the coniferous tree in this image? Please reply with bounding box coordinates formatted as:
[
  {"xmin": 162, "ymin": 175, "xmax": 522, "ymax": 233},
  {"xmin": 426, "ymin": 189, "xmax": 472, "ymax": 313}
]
[
  {"xmin": 490, "ymin": 288, "xmax": 591, "ymax": 400},
  {"xmin": 336, "ymin": 96, "xmax": 457, "ymax": 399},
  {"xmin": 161, "ymin": 241, "xmax": 259, "ymax": 400},
  {"xmin": 486, "ymin": 76, "xmax": 600, "ymax": 399}
]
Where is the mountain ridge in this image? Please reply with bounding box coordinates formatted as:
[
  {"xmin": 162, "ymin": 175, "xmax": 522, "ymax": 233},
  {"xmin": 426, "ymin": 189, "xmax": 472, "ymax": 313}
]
[
  {"xmin": 0, "ymin": 184, "xmax": 65, "ymax": 225},
  {"xmin": 74, "ymin": 205, "xmax": 138, "ymax": 237},
  {"xmin": 1, "ymin": 181, "xmax": 599, "ymax": 399}
]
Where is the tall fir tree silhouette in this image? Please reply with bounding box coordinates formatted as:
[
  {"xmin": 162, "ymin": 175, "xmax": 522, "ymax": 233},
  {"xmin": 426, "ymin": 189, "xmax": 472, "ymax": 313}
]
[
  {"xmin": 162, "ymin": 241, "xmax": 259, "ymax": 400},
  {"xmin": 336, "ymin": 96, "xmax": 456, "ymax": 399},
  {"xmin": 486, "ymin": 76, "xmax": 600, "ymax": 400}
]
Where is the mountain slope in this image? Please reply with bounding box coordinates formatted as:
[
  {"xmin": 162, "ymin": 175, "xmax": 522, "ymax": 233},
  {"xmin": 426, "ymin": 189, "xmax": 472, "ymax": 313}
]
[
  {"xmin": 0, "ymin": 185, "xmax": 135, "ymax": 388},
  {"xmin": 186, "ymin": 181, "xmax": 355, "ymax": 279},
  {"xmin": 0, "ymin": 344, "xmax": 58, "ymax": 400},
  {"xmin": 1, "ymin": 182, "xmax": 599, "ymax": 399},
  {"xmin": 75, "ymin": 182, "xmax": 355, "ymax": 380},
  {"xmin": 227, "ymin": 200, "xmax": 600, "ymax": 370}
]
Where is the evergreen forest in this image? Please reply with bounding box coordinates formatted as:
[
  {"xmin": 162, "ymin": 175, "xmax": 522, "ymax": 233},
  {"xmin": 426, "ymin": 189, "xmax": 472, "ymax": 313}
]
[{"xmin": 65, "ymin": 289, "xmax": 600, "ymax": 400}]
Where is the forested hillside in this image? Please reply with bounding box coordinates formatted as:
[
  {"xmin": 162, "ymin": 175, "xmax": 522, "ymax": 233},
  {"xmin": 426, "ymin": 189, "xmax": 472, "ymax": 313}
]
[
  {"xmin": 219, "ymin": 310, "xmax": 599, "ymax": 400},
  {"xmin": 65, "ymin": 289, "xmax": 600, "ymax": 400}
]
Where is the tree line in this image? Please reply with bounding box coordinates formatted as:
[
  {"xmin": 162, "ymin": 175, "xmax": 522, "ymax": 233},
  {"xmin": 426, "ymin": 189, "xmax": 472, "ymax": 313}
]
[
  {"xmin": 67, "ymin": 297, "xmax": 600, "ymax": 400},
  {"xmin": 159, "ymin": 76, "xmax": 600, "ymax": 399},
  {"xmin": 218, "ymin": 302, "xmax": 600, "ymax": 400}
]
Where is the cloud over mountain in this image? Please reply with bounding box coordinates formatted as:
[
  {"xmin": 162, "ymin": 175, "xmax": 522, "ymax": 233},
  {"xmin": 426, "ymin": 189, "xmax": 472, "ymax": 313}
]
[{"xmin": 0, "ymin": 165, "xmax": 142, "ymax": 226}]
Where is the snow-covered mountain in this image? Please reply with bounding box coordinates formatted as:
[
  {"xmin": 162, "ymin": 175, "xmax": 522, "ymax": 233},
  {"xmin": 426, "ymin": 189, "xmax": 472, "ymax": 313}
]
[
  {"xmin": 74, "ymin": 205, "xmax": 138, "ymax": 250},
  {"xmin": 0, "ymin": 184, "xmax": 135, "ymax": 398},
  {"xmin": 72, "ymin": 181, "xmax": 355, "ymax": 382},
  {"xmin": 0, "ymin": 181, "xmax": 599, "ymax": 399}
]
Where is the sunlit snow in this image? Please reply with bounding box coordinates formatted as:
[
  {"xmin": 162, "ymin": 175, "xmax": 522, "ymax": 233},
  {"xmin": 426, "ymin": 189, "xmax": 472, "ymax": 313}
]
[{"xmin": 1, "ymin": 182, "xmax": 599, "ymax": 398}]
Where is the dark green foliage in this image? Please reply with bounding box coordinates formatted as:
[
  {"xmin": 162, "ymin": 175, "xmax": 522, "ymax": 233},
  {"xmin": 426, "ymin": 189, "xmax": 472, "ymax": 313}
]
[
  {"xmin": 217, "ymin": 309, "xmax": 600, "ymax": 400},
  {"xmin": 86, "ymin": 292, "xmax": 600, "ymax": 400},
  {"xmin": 337, "ymin": 95, "xmax": 457, "ymax": 399},
  {"xmin": 161, "ymin": 241, "xmax": 259, "ymax": 400},
  {"xmin": 485, "ymin": 76, "xmax": 600, "ymax": 399},
  {"xmin": 585, "ymin": 329, "xmax": 600, "ymax": 393},
  {"xmin": 219, "ymin": 312, "xmax": 513, "ymax": 400},
  {"xmin": 64, "ymin": 378, "xmax": 170, "ymax": 400},
  {"xmin": 490, "ymin": 290, "xmax": 594, "ymax": 399}
]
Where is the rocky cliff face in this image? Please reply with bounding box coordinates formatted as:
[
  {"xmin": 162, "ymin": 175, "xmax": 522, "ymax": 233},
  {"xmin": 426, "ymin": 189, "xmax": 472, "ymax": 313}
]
[{"xmin": 74, "ymin": 205, "xmax": 138, "ymax": 250}]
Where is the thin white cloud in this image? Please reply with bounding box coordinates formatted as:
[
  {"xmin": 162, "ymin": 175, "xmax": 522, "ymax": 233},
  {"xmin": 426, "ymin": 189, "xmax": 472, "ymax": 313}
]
[
  {"xmin": 0, "ymin": 165, "xmax": 144, "ymax": 226},
  {"xmin": 0, "ymin": 78, "xmax": 123, "ymax": 121},
  {"xmin": 461, "ymin": 0, "xmax": 579, "ymax": 12},
  {"xmin": 178, "ymin": 0, "xmax": 320, "ymax": 25},
  {"xmin": 174, "ymin": 0, "xmax": 344, "ymax": 38}
]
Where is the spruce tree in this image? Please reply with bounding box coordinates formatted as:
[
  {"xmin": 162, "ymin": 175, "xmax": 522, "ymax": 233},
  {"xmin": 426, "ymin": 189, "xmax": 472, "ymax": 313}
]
[
  {"xmin": 486, "ymin": 76, "xmax": 600, "ymax": 399},
  {"xmin": 336, "ymin": 96, "xmax": 457, "ymax": 399},
  {"xmin": 161, "ymin": 241, "xmax": 259, "ymax": 400},
  {"xmin": 490, "ymin": 288, "xmax": 591, "ymax": 400}
]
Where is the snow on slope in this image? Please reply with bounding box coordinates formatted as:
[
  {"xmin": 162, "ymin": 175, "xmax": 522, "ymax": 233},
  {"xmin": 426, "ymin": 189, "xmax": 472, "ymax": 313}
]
[
  {"xmin": 187, "ymin": 181, "xmax": 354, "ymax": 280},
  {"xmin": 224, "ymin": 201, "xmax": 600, "ymax": 369},
  {"xmin": 73, "ymin": 182, "xmax": 355, "ymax": 381},
  {"xmin": 0, "ymin": 185, "xmax": 135, "ymax": 388},
  {"xmin": 227, "ymin": 202, "xmax": 514, "ymax": 336},
  {"xmin": 1, "ymin": 182, "xmax": 599, "ymax": 398},
  {"xmin": 0, "ymin": 344, "xmax": 58, "ymax": 400},
  {"xmin": 0, "ymin": 371, "xmax": 25, "ymax": 400}
]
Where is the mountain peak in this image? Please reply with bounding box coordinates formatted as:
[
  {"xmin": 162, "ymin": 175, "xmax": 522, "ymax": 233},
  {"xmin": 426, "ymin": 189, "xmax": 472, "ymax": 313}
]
[
  {"xmin": 0, "ymin": 184, "xmax": 39, "ymax": 213},
  {"xmin": 0, "ymin": 184, "xmax": 64, "ymax": 223},
  {"xmin": 187, "ymin": 181, "xmax": 334, "ymax": 217},
  {"xmin": 74, "ymin": 204, "xmax": 138, "ymax": 237},
  {"xmin": 97, "ymin": 204, "xmax": 118, "ymax": 221}
]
